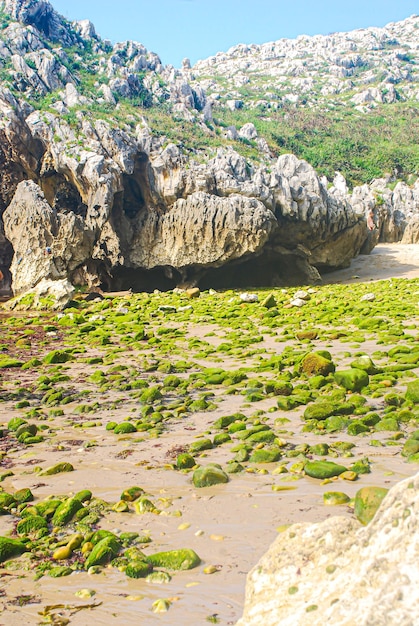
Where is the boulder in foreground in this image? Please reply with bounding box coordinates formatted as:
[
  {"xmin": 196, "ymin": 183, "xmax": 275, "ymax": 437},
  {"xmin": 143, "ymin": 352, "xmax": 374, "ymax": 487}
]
[{"xmin": 236, "ymin": 472, "xmax": 419, "ymax": 626}]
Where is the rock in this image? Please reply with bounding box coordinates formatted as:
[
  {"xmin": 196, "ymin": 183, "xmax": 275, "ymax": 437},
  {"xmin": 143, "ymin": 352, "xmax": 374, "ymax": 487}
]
[
  {"xmin": 237, "ymin": 472, "xmax": 419, "ymax": 626},
  {"xmin": 323, "ymin": 491, "xmax": 350, "ymax": 505},
  {"xmin": 147, "ymin": 548, "xmax": 201, "ymax": 570},
  {"xmin": 334, "ymin": 368, "xmax": 369, "ymax": 392},
  {"xmin": 303, "ymin": 401, "xmax": 336, "ymax": 421},
  {"xmin": 261, "ymin": 293, "xmax": 276, "ymax": 308},
  {"xmin": 289, "ymin": 298, "xmax": 306, "ymax": 307},
  {"xmin": 192, "ymin": 463, "xmax": 229, "ymax": 488},
  {"xmin": 405, "ymin": 380, "xmax": 419, "ymax": 404},
  {"xmin": 4, "ymin": 278, "xmax": 75, "ymax": 310},
  {"xmin": 360, "ymin": 292, "xmax": 376, "ymax": 302},
  {"xmin": 350, "ymin": 355, "xmax": 379, "ymax": 374},
  {"xmin": 300, "ymin": 352, "xmax": 335, "ymax": 376},
  {"xmin": 304, "ymin": 460, "xmax": 347, "ymax": 479},
  {"xmin": 3, "ymin": 181, "xmax": 92, "ymax": 295},
  {"xmin": 354, "ymin": 485, "xmax": 389, "ymax": 525},
  {"xmin": 240, "ymin": 292, "xmax": 259, "ymax": 303}
]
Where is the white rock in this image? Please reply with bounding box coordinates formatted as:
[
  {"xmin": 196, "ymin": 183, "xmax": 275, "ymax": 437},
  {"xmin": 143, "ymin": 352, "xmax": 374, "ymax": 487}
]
[
  {"xmin": 237, "ymin": 472, "xmax": 419, "ymax": 626},
  {"xmin": 240, "ymin": 292, "xmax": 259, "ymax": 303}
]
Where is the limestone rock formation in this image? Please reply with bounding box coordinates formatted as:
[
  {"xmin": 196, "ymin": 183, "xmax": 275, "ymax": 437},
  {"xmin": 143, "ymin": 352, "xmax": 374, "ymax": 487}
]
[
  {"xmin": 0, "ymin": 1, "xmax": 418, "ymax": 296},
  {"xmin": 236, "ymin": 472, "xmax": 419, "ymax": 626},
  {"xmin": 190, "ymin": 16, "xmax": 419, "ymax": 112},
  {"xmin": 3, "ymin": 180, "xmax": 92, "ymax": 294}
]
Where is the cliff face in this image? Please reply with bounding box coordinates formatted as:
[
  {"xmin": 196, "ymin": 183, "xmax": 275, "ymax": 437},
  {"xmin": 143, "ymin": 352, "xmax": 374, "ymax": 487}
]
[{"xmin": 0, "ymin": 0, "xmax": 418, "ymax": 296}]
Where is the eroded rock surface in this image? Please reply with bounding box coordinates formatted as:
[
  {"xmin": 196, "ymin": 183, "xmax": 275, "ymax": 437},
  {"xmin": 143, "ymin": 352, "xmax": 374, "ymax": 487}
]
[{"xmin": 237, "ymin": 472, "xmax": 419, "ymax": 626}]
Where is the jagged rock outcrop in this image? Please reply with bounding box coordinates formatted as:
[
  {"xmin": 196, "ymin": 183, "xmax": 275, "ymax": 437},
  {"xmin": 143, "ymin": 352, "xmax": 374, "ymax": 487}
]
[
  {"xmin": 0, "ymin": 0, "xmax": 418, "ymax": 296},
  {"xmin": 3, "ymin": 179, "xmax": 92, "ymax": 294},
  {"xmin": 190, "ymin": 15, "xmax": 419, "ymax": 112},
  {"xmin": 237, "ymin": 472, "xmax": 419, "ymax": 626}
]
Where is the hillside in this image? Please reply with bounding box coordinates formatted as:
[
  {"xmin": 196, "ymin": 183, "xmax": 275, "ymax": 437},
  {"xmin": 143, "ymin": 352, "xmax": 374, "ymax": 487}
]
[{"xmin": 0, "ymin": 0, "xmax": 418, "ymax": 299}]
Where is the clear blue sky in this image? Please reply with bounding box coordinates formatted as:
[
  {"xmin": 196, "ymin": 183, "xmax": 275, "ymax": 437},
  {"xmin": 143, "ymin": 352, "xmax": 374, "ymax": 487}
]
[{"xmin": 51, "ymin": 0, "xmax": 418, "ymax": 68}]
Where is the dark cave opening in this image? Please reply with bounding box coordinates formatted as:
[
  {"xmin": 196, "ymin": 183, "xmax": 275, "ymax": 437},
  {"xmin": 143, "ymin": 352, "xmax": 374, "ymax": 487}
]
[
  {"xmin": 122, "ymin": 154, "xmax": 153, "ymax": 220},
  {"xmin": 41, "ymin": 173, "xmax": 88, "ymax": 218},
  {"xmin": 104, "ymin": 249, "xmax": 319, "ymax": 294}
]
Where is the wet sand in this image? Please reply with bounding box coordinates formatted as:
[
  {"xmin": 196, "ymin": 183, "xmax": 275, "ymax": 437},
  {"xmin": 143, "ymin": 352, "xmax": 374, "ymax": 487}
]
[{"xmin": 0, "ymin": 243, "xmax": 418, "ymax": 625}]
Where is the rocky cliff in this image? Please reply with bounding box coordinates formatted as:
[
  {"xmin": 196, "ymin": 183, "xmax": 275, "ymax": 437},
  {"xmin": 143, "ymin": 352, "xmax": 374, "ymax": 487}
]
[{"xmin": 0, "ymin": 0, "xmax": 418, "ymax": 297}]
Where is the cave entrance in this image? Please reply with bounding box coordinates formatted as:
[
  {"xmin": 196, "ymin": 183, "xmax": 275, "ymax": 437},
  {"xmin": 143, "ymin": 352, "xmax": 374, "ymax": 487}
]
[
  {"xmin": 121, "ymin": 153, "xmax": 155, "ymax": 220},
  {"xmin": 40, "ymin": 173, "xmax": 87, "ymax": 218},
  {"xmin": 105, "ymin": 266, "xmax": 181, "ymax": 293}
]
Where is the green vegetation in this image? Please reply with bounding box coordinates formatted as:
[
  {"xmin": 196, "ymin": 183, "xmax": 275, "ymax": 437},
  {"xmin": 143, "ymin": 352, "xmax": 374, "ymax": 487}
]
[{"xmin": 215, "ymin": 102, "xmax": 419, "ymax": 187}]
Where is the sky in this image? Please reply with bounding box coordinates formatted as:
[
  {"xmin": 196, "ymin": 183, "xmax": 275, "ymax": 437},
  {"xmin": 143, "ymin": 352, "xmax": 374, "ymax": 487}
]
[{"xmin": 51, "ymin": 0, "xmax": 419, "ymax": 68}]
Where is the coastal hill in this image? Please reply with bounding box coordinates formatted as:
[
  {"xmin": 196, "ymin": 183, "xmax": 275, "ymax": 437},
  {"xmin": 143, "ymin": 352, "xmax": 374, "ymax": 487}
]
[{"xmin": 0, "ymin": 0, "xmax": 418, "ymax": 298}]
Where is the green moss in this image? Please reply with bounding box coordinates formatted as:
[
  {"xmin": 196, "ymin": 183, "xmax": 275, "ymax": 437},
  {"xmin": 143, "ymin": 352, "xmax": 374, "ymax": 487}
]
[
  {"xmin": 147, "ymin": 548, "xmax": 201, "ymax": 570},
  {"xmin": 354, "ymin": 486, "xmax": 388, "ymax": 525},
  {"xmin": 192, "ymin": 464, "xmax": 229, "ymax": 488},
  {"xmin": 304, "ymin": 460, "xmax": 347, "ymax": 479}
]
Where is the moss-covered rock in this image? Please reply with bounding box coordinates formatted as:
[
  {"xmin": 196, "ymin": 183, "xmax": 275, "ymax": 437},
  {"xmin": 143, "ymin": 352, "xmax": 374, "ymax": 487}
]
[
  {"xmin": 121, "ymin": 486, "xmax": 144, "ymax": 502},
  {"xmin": 126, "ymin": 560, "xmax": 153, "ymax": 578},
  {"xmin": 323, "ymin": 491, "xmax": 350, "ymax": 505},
  {"xmin": 405, "ymin": 380, "xmax": 419, "ymax": 404},
  {"xmin": 249, "ymin": 448, "xmax": 281, "ymax": 463},
  {"xmin": 17, "ymin": 515, "xmax": 48, "ymax": 538},
  {"xmin": 303, "ymin": 402, "xmax": 336, "ymax": 421},
  {"xmin": 350, "ymin": 355, "xmax": 379, "ymax": 374},
  {"xmin": 334, "ymin": 368, "xmax": 369, "ymax": 392},
  {"xmin": 40, "ymin": 462, "xmax": 74, "ymax": 476},
  {"xmin": 52, "ymin": 497, "xmax": 84, "ymax": 526},
  {"xmin": 0, "ymin": 536, "xmax": 28, "ymax": 562},
  {"xmin": 354, "ymin": 486, "xmax": 388, "ymax": 525},
  {"xmin": 300, "ymin": 352, "xmax": 335, "ymax": 376},
  {"xmin": 147, "ymin": 548, "xmax": 201, "ymax": 570},
  {"xmin": 176, "ymin": 453, "xmax": 196, "ymax": 469},
  {"xmin": 304, "ymin": 460, "xmax": 347, "ymax": 479},
  {"xmin": 114, "ymin": 422, "xmax": 137, "ymax": 434},
  {"xmin": 189, "ymin": 438, "xmax": 213, "ymax": 454},
  {"xmin": 85, "ymin": 535, "xmax": 122, "ymax": 569},
  {"xmin": 192, "ymin": 464, "xmax": 229, "ymax": 488},
  {"xmin": 43, "ymin": 350, "xmax": 74, "ymax": 364},
  {"xmin": 401, "ymin": 439, "xmax": 419, "ymax": 457}
]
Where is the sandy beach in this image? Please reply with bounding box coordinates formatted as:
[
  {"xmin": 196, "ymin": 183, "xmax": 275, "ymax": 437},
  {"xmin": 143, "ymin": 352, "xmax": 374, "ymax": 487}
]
[{"xmin": 0, "ymin": 243, "xmax": 418, "ymax": 626}]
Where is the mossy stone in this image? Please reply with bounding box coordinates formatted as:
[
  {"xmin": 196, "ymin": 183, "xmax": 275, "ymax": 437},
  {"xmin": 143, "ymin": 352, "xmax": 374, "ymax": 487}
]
[
  {"xmin": 49, "ymin": 566, "xmax": 73, "ymax": 577},
  {"xmin": 324, "ymin": 415, "xmax": 348, "ymax": 432},
  {"xmin": 304, "ymin": 460, "xmax": 347, "ymax": 479},
  {"xmin": 300, "ymin": 353, "xmax": 335, "ymax": 376},
  {"xmin": 40, "ymin": 462, "xmax": 74, "ymax": 476},
  {"xmin": 43, "ymin": 350, "xmax": 74, "ymax": 364},
  {"xmin": 350, "ymin": 355, "xmax": 379, "ymax": 374},
  {"xmin": 176, "ymin": 453, "xmax": 196, "ymax": 469},
  {"xmin": 17, "ymin": 515, "xmax": 48, "ymax": 538},
  {"xmin": 323, "ymin": 491, "xmax": 350, "ymax": 505},
  {"xmin": 52, "ymin": 497, "xmax": 84, "ymax": 526},
  {"xmin": 126, "ymin": 560, "xmax": 152, "ymax": 578},
  {"xmin": 261, "ymin": 293, "xmax": 277, "ymax": 308},
  {"xmin": 213, "ymin": 433, "xmax": 232, "ymax": 446},
  {"xmin": 309, "ymin": 443, "xmax": 329, "ymax": 456},
  {"xmin": 354, "ymin": 486, "xmax": 388, "ymax": 525},
  {"xmin": 0, "ymin": 536, "xmax": 28, "ymax": 562},
  {"xmin": 405, "ymin": 380, "xmax": 419, "ymax": 404},
  {"xmin": 147, "ymin": 548, "xmax": 201, "ymax": 570},
  {"xmin": 334, "ymin": 369, "xmax": 369, "ymax": 392},
  {"xmin": 14, "ymin": 488, "xmax": 34, "ymax": 503},
  {"xmin": 192, "ymin": 464, "xmax": 229, "ymax": 488},
  {"xmin": 114, "ymin": 422, "xmax": 137, "ymax": 434},
  {"xmin": 249, "ymin": 448, "xmax": 281, "ymax": 463},
  {"xmin": 347, "ymin": 420, "xmax": 369, "ymax": 436},
  {"xmin": 189, "ymin": 438, "xmax": 213, "ymax": 454},
  {"xmin": 401, "ymin": 439, "xmax": 419, "ymax": 457},
  {"xmin": 303, "ymin": 402, "xmax": 336, "ymax": 421},
  {"xmin": 374, "ymin": 418, "xmax": 400, "ymax": 431},
  {"xmin": 121, "ymin": 487, "xmax": 144, "ymax": 502},
  {"xmin": 247, "ymin": 430, "xmax": 276, "ymax": 444},
  {"xmin": 85, "ymin": 535, "xmax": 121, "ymax": 569}
]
